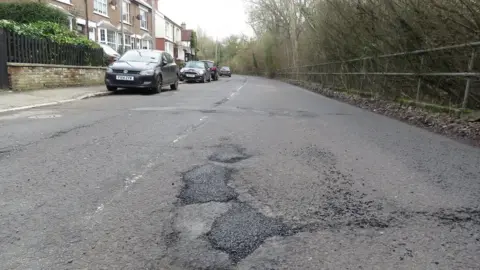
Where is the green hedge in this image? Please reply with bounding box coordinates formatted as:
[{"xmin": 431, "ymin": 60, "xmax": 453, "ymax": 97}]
[
  {"xmin": 0, "ymin": 20, "xmax": 99, "ymax": 48},
  {"xmin": 0, "ymin": 2, "xmax": 69, "ymax": 26}
]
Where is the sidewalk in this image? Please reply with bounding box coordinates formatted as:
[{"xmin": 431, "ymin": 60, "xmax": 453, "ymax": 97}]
[{"xmin": 0, "ymin": 86, "xmax": 110, "ymax": 113}]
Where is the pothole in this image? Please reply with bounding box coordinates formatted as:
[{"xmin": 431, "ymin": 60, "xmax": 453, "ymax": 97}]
[
  {"xmin": 178, "ymin": 164, "xmax": 238, "ymax": 204},
  {"xmin": 207, "ymin": 203, "xmax": 294, "ymax": 263},
  {"xmin": 208, "ymin": 144, "xmax": 251, "ymax": 164}
]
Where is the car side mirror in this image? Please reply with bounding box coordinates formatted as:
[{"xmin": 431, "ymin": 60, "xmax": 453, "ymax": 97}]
[{"xmin": 162, "ymin": 59, "xmax": 168, "ymax": 66}]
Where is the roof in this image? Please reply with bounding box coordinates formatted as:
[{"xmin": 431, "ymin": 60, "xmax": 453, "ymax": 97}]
[
  {"xmin": 164, "ymin": 16, "xmax": 182, "ymax": 28},
  {"xmin": 133, "ymin": 0, "xmax": 152, "ymax": 10},
  {"xmin": 181, "ymin": 30, "xmax": 193, "ymax": 42}
]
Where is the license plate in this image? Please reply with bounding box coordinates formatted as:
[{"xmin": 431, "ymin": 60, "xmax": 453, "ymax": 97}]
[
  {"xmin": 186, "ymin": 74, "xmax": 195, "ymax": 78},
  {"xmin": 116, "ymin": 75, "xmax": 134, "ymax": 81}
]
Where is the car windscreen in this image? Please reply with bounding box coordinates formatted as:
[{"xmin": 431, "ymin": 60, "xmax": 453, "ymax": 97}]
[
  {"xmin": 221, "ymin": 67, "xmax": 230, "ymax": 71},
  {"xmin": 118, "ymin": 50, "xmax": 160, "ymax": 63},
  {"xmin": 185, "ymin": 62, "xmax": 205, "ymax": 69},
  {"xmin": 203, "ymin": 61, "xmax": 214, "ymax": 68}
]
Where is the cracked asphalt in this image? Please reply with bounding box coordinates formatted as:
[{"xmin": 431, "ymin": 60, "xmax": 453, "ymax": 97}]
[{"xmin": 0, "ymin": 76, "xmax": 479, "ymax": 269}]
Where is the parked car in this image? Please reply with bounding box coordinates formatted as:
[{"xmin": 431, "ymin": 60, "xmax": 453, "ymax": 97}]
[
  {"xmin": 99, "ymin": 43, "xmax": 120, "ymax": 65},
  {"xmin": 219, "ymin": 66, "xmax": 232, "ymax": 77},
  {"xmin": 200, "ymin": 60, "xmax": 219, "ymax": 81},
  {"xmin": 105, "ymin": 49, "xmax": 179, "ymax": 93},
  {"xmin": 179, "ymin": 61, "xmax": 212, "ymax": 83}
]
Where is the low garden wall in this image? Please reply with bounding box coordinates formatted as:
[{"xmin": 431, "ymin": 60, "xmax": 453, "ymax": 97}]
[{"xmin": 8, "ymin": 63, "xmax": 105, "ymax": 91}]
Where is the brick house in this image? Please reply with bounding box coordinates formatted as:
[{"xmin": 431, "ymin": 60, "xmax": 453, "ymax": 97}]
[{"xmin": 47, "ymin": 0, "xmax": 155, "ymax": 52}]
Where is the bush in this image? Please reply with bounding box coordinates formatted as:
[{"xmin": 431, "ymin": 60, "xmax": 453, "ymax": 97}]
[
  {"xmin": 0, "ymin": 2, "xmax": 69, "ymax": 26},
  {"xmin": 0, "ymin": 20, "xmax": 99, "ymax": 48}
]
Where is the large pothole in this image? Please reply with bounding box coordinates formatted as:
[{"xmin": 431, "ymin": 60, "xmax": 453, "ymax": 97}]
[
  {"xmin": 178, "ymin": 164, "xmax": 237, "ymax": 204},
  {"xmin": 207, "ymin": 203, "xmax": 293, "ymax": 263}
]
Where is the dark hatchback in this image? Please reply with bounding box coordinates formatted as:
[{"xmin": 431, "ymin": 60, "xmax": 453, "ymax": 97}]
[
  {"xmin": 180, "ymin": 61, "xmax": 212, "ymax": 83},
  {"xmin": 105, "ymin": 50, "xmax": 179, "ymax": 93},
  {"xmin": 219, "ymin": 66, "xmax": 232, "ymax": 77}
]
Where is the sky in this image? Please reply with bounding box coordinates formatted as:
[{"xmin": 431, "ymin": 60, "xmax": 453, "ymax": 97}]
[{"xmin": 158, "ymin": 0, "xmax": 254, "ymax": 40}]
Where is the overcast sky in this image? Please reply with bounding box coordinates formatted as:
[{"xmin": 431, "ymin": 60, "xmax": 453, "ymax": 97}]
[{"xmin": 158, "ymin": 0, "xmax": 254, "ymax": 40}]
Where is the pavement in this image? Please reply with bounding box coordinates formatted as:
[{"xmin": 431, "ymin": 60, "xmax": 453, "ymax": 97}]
[
  {"xmin": 0, "ymin": 76, "xmax": 479, "ymax": 269},
  {"xmin": 0, "ymin": 85, "xmax": 110, "ymax": 113}
]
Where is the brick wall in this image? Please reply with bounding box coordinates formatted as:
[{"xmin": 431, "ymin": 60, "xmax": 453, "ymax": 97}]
[{"xmin": 7, "ymin": 63, "xmax": 106, "ymax": 91}]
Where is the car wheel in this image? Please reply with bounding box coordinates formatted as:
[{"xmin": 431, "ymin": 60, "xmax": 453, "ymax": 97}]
[
  {"xmin": 106, "ymin": 85, "xmax": 117, "ymax": 91},
  {"xmin": 207, "ymin": 74, "xmax": 211, "ymax": 82},
  {"xmin": 170, "ymin": 79, "xmax": 179, "ymax": 90},
  {"xmin": 201, "ymin": 74, "xmax": 206, "ymax": 83},
  {"xmin": 152, "ymin": 76, "xmax": 162, "ymax": 94}
]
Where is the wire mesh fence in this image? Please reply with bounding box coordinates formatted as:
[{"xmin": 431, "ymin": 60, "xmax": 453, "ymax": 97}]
[{"xmin": 277, "ymin": 42, "xmax": 480, "ymax": 110}]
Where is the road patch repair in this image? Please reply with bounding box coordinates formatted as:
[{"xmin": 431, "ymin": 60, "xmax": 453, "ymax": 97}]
[
  {"xmin": 155, "ymin": 143, "xmax": 299, "ymax": 268},
  {"xmin": 155, "ymin": 142, "xmax": 480, "ymax": 269}
]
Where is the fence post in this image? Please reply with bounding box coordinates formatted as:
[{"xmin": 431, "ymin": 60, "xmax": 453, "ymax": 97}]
[
  {"xmin": 462, "ymin": 47, "xmax": 476, "ymax": 110},
  {"xmin": 0, "ymin": 28, "xmax": 8, "ymax": 89},
  {"xmin": 415, "ymin": 55, "xmax": 425, "ymax": 103},
  {"xmin": 359, "ymin": 58, "xmax": 367, "ymax": 90}
]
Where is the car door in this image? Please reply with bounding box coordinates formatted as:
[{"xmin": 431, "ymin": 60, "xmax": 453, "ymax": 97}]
[
  {"xmin": 166, "ymin": 53, "xmax": 176, "ymax": 84},
  {"xmin": 167, "ymin": 53, "xmax": 178, "ymax": 82},
  {"xmin": 204, "ymin": 62, "xmax": 211, "ymax": 79},
  {"xmin": 160, "ymin": 53, "xmax": 172, "ymax": 84}
]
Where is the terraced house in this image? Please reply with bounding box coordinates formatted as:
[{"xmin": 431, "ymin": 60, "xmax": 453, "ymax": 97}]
[{"xmin": 48, "ymin": 0, "xmax": 154, "ymax": 52}]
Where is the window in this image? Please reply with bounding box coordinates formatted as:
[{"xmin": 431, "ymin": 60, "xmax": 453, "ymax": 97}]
[
  {"xmin": 176, "ymin": 28, "xmax": 180, "ymax": 42},
  {"xmin": 117, "ymin": 34, "xmax": 132, "ymax": 52},
  {"xmin": 107, "ymin": 30, "xmax": 116, "ymax": 48},
  {"xmin": 140, "ymin": 9, "xmax": 147, "ymax": 30},
  {"xmin": 122, "ymin": 0, "xmax": 131, "ymax": 23},
  {"xmin": 55, "ymin": 0, "xmax": 71, "ymax": 4},
  {"xmin": 76, "ymin": 24, "xmax": 85, "ymax": 34},
  {"xmin": 164, "ymin": 53, "xmax": 173, "ymax": 63},
  {"xmin": 89, "ymin": 28, "xmax": 96, "ymax": 41},
  {"xmin": 99, "ymin": 28, "xmax": 117, "ymax": 49},
  {"xmin": 165, "ymin": 22, "xmax": 170, "ymax": 39},
  {"xmin": 94, "ymin": 0, "xmax": 108, "ymax": 16},
  {"xmin": 141, "ymin": 39, "xmax": 151, "ymax": 49}
]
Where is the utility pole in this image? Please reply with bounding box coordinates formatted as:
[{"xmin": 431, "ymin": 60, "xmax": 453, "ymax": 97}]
[
  {"xmin": 215, "ymin": 36, "xmax": 218, "ymax": 63},
  {"xmin": 84, "ymin": 0, "xmax": 89, "ymax": 38},
  {"xmin": 120, "ymin": 0, "xmax": 124, "ymax": 53}
]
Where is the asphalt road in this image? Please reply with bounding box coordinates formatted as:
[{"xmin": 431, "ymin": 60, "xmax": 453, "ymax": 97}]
[{"xmin": 0, "ymin": 76, "xmax": 479, "ymax": 270}]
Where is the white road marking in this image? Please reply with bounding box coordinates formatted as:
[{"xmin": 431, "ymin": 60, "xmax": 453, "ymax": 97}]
[
  {"xmin": 172, "ymin": 116, "xmax": 208, "ymax": 143},
  {"xmin": 85, "ymin": 78, "xmax": 248, "ymax": 223},
  {"xmin": 86, "ymin": 114, "xmax": 210, "ymax": 223}
]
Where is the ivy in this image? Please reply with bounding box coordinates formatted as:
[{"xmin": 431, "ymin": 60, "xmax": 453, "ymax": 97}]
[{"xmin": 0, "ymin": 20, "xmax": 99, "ymax": 48}]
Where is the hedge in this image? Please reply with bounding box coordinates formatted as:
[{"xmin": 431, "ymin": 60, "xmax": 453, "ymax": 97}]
[
  {"xmin": 0, "ymin": 20, "xmax": 99, "ymax": 48},
  {"xmin": 0, "ymin": 2, "xmax": 69, "ymax": 26}
]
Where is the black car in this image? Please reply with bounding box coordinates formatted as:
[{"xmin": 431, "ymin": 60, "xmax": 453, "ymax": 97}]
[
  {"xmin": 105, "ymin": 49, "xmax": 179, "ymax": 93},
  {"xmin": 219, "ymin": 66, "xmax": 232, "ymax": 77},
  {"xmin": 180, "ymin": 61, "xmax": 212, "ymax": 83},
  {"xmin": 200, "ymin": 60, "xmax": 219, "ymax": 81}
]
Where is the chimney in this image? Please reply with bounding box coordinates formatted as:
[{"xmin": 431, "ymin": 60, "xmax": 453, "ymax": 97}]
[{"xmin": 181, "ymin": 22, "xmax": 186, "ymax": 29}]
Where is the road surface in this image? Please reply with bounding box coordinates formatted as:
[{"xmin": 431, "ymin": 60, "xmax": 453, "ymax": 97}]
[{"xmin": 0, "ymin": 76, "xmax": 479, "ymax": 269}]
